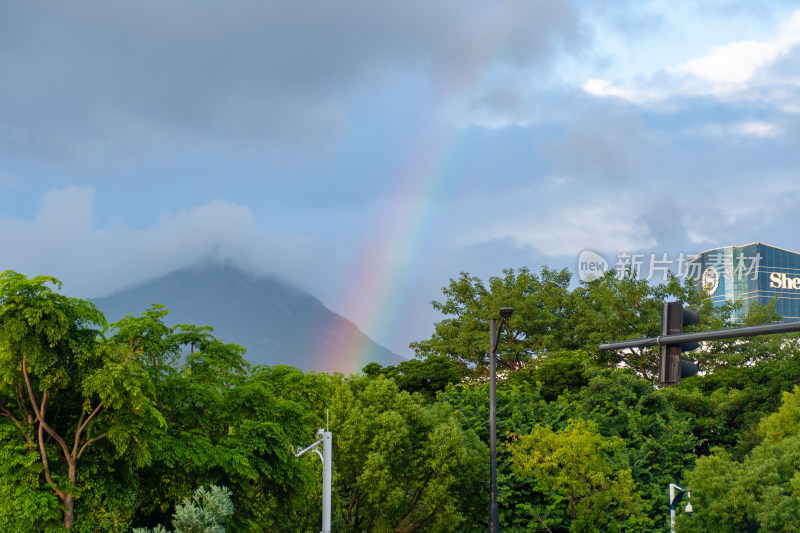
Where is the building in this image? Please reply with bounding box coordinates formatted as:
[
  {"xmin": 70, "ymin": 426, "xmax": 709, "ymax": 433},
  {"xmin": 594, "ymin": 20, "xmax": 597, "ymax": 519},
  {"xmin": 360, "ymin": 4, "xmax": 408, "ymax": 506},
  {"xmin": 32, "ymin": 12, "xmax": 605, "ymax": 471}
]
[{"xmin": 689, "ymin": 242, "xmax": 800, "ymax": 322}]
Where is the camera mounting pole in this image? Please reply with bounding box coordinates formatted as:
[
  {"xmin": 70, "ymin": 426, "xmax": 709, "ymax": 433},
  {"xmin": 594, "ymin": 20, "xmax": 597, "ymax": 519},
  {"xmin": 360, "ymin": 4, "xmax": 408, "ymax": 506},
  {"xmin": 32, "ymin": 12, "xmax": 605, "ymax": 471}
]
[{"xmin": 292, "ymin": 428, "xmax": 332, "ymax": 533}]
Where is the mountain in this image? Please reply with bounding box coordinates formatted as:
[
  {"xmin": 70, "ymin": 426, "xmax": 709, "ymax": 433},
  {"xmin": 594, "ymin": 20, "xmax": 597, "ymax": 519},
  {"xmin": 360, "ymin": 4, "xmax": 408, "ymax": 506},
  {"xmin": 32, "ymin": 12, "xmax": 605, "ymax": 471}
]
[{"xmin": 92, "ymin": 262, "xmax": 405, "ymax": 374}]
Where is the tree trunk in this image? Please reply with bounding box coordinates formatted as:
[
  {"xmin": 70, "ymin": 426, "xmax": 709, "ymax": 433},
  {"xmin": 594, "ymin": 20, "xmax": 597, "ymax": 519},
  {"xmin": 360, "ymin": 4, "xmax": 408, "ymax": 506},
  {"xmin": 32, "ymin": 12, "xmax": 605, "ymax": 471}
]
[{"xmin": 64, "ymin": 493, "xmax": 75, "ymax": 529}]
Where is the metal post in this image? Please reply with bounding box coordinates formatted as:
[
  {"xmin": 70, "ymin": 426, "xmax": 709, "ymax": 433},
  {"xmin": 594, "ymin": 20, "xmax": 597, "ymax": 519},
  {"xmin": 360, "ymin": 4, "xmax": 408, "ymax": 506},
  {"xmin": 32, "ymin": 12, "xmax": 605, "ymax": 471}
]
[
  {"xmin": 489, "ymin": 317, "xmax": 499, "ymax": 533},
  {"xmin": 668, "ymin": 483, "xmax": 690, "ymax": 533},
  {"xmin": 669, "ymin": 483, "xmax": 676, "ymax": 533},
  {"xmin": 292, "ymin": 429, "xmax": 333, "ymax": 533},
  {"xmin": 322, "ymin": 430, "xmax": 332, "ymax": 533},
  {"xmin": 601, "ymin": 319, "xmax": 800, "ymax": 352}
]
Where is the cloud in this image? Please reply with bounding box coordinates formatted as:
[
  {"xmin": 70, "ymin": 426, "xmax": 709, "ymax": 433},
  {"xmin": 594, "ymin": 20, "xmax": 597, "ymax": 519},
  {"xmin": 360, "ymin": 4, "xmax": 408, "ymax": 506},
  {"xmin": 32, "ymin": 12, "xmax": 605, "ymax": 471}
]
[
  {"xmin": 693, "ymin": 120, "xmax": 780, "ymax": 138},
  {"xmin": 542, "ymin": 104, "xmax": 653, "ymax": 182},
  {"xmin": 577, "ymin": 9, "xmax": 800, "ymax": 110},
  {"xmin": 509, "ymin": 203, "xmax": 657, "ymax": 256},
  {"xmin": 442, "ymin": 176, "xmax": 658, "ymax": 259},
  {"xmin": 683, "ymin": 40, "xmax": 782, "ymax": 87},
  {"xmin": 0, "ymin": 1, "xmax": 586, "ymax": 161},
  {"xmin": 682, "ymin": 181, "xmax": 800, "ymax": 245},
  {"xmin": 583, "ymin": 79, "xmax": 656, "ymax": 103},
  {"xmin": 0, "ymin": 187, "xmax": 337, "ymax": 299}
]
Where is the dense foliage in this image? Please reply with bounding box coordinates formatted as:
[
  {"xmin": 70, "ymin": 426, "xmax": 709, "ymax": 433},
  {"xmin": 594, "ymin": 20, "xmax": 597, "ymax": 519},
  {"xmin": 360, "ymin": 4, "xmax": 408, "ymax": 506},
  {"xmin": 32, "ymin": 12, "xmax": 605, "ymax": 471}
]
[{"xmin": 2, "ymin": 267, "xmax": 800, "ymax": 531}]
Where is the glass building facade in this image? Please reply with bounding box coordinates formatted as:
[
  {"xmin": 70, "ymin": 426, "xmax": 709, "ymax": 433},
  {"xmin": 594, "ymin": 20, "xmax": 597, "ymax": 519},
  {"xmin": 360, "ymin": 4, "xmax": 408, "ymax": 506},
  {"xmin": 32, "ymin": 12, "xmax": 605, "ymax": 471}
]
[{"xmin": 688, "ymin": 242, "xmax": 800, "ymax": 322}]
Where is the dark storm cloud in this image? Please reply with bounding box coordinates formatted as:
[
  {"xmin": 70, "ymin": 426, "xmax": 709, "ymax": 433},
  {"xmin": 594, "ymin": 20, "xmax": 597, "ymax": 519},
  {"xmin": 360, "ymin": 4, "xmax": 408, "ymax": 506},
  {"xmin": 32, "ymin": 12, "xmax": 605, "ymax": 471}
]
[{"xmin": 0, "ymin": 1, "xmax": 586, "ymax": 160}]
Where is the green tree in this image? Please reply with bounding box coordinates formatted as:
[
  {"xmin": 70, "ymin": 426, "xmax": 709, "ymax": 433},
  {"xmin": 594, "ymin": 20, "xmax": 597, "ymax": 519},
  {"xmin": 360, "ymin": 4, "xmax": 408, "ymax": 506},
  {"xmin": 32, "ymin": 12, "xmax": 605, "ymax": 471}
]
[
  {"xmin": 506, "ymin": 419, "xmax": 652, "ymax": 532},
  {"xmin": 575, "ymin": 369, "xmax": 698, "ymax": 526},
  {"xmin": 664, "ymin": 343, "xmax": 800, "ymax": 459},
  {"xmin": 110, "ymin": 304, "xmax": 185, "ymax": 385},
  {"xmin": 94, "ymin": 305, "xmax": 326, "ymax": 531},
  {"xmin": 410, "ymin": 267, "xmax": 576, "ymax": 374},
  {"xmin": 0, "ymin": 271, "xmax": 164, "ymax": 530},
  {"xmin": 436, "ymin": 375, "xmax": 575, "ymax": 530},
  {"xmin": 134, "ymin": 484, "xmax": 234, "ymax": 533},
  {"xmin": 520, "ymin": 350, "xmax": 592, "ymax": 402},
  {"xmin": 126, "ymin": 328, "xmax": 321, "ymax": 531},
  {"xmin": 362, "ymin": 355, "xmax": 462, "ymax": 400},
  {"xmin": 440, "ymin": 366, "xmax": 696, "ymax": 530},
  {"xmin": 331, "ymin": 375, "xmax": 487, "ymax": 532},
  {"xmin": 697, "ymin": 299, "xmax": 798, "ymax": 372},
  {"xmin": 225, "ymin": 365, "xmax": 332, "ymax": 531},
  {"xmin": 680, "ymin": 386, "xmax": 800, "ymax": 532},
  {"xmin": 571, "ymin": 270, "xmax": 728, "ymax": 380},
  {"xmin": 411, "ymin": 267, "xmax": 725, "ymax": 381}
]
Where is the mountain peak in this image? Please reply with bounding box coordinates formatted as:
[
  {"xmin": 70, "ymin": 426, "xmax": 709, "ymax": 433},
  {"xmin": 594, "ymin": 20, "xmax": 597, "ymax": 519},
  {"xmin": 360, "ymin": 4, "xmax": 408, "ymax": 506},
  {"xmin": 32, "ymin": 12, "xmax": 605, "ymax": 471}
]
[{"xmin": 93, "ymin": 262, "xmax": 404, "ymax": 374}]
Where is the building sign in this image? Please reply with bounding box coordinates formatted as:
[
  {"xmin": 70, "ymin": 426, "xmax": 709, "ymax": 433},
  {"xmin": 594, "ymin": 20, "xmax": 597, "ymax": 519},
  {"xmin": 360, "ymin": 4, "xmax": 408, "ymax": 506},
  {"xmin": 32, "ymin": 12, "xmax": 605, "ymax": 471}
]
[
  {"xmin": 770, "ymin": 272, "xmax": 800, "ymax": 289},
  {"xmin": 702, "ymin": 266, "xmax": 720, "ymax": 295},
  {"xmin": 690, "ymin": 243, "xmax": 800, "ymax": 323}
]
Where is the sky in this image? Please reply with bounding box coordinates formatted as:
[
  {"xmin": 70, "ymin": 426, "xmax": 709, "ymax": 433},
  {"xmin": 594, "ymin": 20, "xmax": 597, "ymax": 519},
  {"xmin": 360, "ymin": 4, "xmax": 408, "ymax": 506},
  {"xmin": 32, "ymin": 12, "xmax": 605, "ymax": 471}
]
[{"xmin": 2, "ymin": 1, "xmax": 800, "ymax": 358}]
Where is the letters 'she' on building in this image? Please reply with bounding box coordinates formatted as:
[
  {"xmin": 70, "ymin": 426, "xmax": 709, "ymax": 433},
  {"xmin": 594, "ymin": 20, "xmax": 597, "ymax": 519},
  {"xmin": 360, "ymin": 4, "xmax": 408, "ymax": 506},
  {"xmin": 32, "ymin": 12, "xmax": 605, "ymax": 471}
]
[{"xmin": 689, "ymin": 242, "xmax": 800, "ymax": 322}]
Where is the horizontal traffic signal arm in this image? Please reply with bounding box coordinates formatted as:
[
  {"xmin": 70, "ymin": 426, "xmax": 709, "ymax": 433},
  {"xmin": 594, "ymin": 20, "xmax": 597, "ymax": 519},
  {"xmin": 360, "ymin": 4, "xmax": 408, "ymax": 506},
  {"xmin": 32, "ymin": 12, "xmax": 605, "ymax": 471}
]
[{"xmin": 599, "ymin": 320, "xmax": 800, "ymax": 352}]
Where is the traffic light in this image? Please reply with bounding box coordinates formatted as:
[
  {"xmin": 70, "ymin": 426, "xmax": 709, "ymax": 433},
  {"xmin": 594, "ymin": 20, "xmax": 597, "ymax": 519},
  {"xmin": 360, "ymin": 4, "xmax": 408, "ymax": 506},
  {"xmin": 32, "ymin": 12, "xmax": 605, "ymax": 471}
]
[{"xmin": 658, "ymin": 301, "xmax": 699, "ymax": 386}]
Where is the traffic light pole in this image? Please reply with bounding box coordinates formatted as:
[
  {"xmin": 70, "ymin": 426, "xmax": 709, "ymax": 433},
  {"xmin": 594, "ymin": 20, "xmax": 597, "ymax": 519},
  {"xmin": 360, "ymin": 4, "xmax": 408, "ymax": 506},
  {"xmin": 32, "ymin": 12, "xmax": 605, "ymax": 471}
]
[{"xmin": 600, "ymin": 319, "xmax": 800, "ymax": 352}]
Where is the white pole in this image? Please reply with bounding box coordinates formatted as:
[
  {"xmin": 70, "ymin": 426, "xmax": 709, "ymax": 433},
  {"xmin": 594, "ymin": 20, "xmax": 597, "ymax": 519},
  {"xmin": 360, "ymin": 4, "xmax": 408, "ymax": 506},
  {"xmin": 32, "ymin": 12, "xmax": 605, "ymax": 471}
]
[
  {"xmin": 321, "ymin": 430, "xmax": 332, "ymax": 533},
  {"xmin": 669, "ymin": 483, "xmax": 691, "ymax": 533},
  {"xmin": 670, "ymin": 483, "xmax": 676, "ymax": 533}
]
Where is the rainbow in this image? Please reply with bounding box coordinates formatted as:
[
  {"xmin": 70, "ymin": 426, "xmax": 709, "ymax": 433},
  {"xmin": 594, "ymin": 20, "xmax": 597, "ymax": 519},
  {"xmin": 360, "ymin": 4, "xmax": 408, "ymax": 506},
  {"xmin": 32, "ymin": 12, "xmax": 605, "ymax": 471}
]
[{"xmin": 312, "ymin": 6, "xmax": 528, "ymax": 374}]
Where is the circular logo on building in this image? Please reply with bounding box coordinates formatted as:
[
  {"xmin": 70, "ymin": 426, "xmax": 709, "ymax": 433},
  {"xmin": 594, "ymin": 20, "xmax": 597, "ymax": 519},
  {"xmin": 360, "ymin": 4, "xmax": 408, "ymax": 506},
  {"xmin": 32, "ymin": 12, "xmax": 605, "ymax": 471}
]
[{"xmin": 702, "ymin": 266, "xmax": 720, "ymax": 295}]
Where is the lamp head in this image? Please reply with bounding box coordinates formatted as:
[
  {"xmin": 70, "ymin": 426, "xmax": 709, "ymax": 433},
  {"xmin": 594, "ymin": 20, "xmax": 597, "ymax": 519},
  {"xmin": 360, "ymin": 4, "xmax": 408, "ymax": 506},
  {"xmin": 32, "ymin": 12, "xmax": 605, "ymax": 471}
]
[
  {"xmin": 499, "ymin": 307, "xmax": 514, "ymax": 319},
  {"xmin": 684, "ymin": 502, "xmax": 693, "ymax": 515}
]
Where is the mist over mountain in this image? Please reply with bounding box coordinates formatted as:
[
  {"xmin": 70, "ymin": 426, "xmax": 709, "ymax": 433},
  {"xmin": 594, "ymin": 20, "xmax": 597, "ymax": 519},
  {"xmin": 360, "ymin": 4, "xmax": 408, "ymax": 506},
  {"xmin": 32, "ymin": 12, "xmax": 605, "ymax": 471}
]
[{"xmin": 92, "ymin": 262, "xmax": 405, "ymax": 374}]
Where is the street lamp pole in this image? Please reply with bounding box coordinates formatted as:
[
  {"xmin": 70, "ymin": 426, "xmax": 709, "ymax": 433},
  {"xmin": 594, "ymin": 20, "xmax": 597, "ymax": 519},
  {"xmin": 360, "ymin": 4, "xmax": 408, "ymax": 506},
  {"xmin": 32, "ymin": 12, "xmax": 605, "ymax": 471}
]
[
  {"xmin": 490, "ymin": 307, "xmax": 513, "ymax": 533},
  {"xmin": 489, "ymin": 317, "xmax": 498, "ymax": 533}
]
